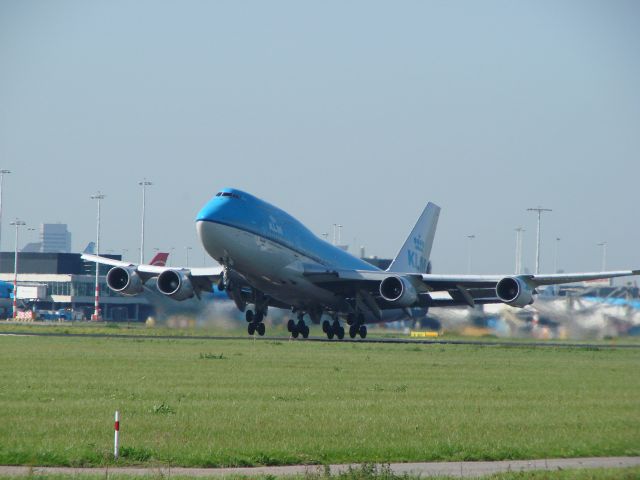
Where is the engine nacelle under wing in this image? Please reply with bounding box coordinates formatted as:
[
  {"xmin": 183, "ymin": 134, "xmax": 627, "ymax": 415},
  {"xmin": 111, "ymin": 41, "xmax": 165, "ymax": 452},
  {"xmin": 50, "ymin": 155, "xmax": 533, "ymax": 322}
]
[
  {"xmin": 379, "ymin": 275, "xmax": 418, "ymax": 307},
  {"xmin": 157, "ymin": 269, "xmax": 195, "ymax": 301},
  {"xmin": 106, "ymin": 266, "xmax": 144, "ymax": 296},
  {"xmin": 496, "ymin": 276, "xmax": 534, "ymax": 307}
]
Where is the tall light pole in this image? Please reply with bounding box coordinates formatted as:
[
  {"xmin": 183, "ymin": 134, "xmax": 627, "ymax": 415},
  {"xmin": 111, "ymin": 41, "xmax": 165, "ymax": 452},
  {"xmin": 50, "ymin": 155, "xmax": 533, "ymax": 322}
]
[
  {"xmin": 597, "ymin": 241, "xmax": 607, "ymax": 271},
  {"xmin": 527, "ymin": 206, "xmax": 552, "ymax": 274},
  {"xmin": 466, "ymin": 234, "xmax": 476, "ymax": 274},
  {"xmin": 514, "ymin": 227, "xmax": 525, "ymax": 274},
  {"xmin": 185, "ymin": 246, "xmax": 192, "ymax": 267},
  {"xmin": 0, "ymin": 169, "xmax": 11, "ymax": 252},
  {"xmin": 10, "ymin": 219, "xmax": 25, "ymax": 318},
  {"xmin": 138, "ymin": 179, "xmax": 152, "ymax": 264},
  {"xmin": 91, "ymin": 192, "xmax": 105, "ymax": 321},
  {"xmin": 554, "ymin": 237, "xmax": 561, "ymax": 273}
]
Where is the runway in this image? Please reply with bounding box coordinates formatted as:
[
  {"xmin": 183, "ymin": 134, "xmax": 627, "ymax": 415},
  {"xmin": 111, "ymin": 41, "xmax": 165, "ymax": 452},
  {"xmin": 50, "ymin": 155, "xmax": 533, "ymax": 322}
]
[
  {"xmin": 1, "ymin": 330, "xmax": 639, "ymax": 348},
  {"xmin": 1, "ymin": 457, "xmax": 639, "ymax": 477}
]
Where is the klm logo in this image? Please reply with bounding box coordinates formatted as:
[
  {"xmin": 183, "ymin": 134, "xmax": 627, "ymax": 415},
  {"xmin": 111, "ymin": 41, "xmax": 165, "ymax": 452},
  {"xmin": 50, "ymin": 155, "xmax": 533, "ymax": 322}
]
[
  {"xmin": 413, "ymin": 235, "xmax": 425, "ymax": 252},
  {"xmin": 407, "ymin": 235, "xmax": 427, "ymax": 272},
  {"xmin": 268, "ymin": 215, "xmax": 283, "ymax": 236}
]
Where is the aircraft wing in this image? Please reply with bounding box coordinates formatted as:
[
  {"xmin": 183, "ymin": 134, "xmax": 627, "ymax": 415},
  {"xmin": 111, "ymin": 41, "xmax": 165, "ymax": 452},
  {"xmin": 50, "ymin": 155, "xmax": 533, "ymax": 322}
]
[
  {"xmin": 414, "ymin": 270, "xmax": 640, "ymax": 291},
  {"xmin": 307, "ymin": 268, "xmax": 639, "ymax": 289},
  {"xmin": 81, "ymin": 253, "xmax": 223, "ymax": 293},
  {"xmin": 305, "ymin": 266, "xmax": 640, "ymax": 309}
]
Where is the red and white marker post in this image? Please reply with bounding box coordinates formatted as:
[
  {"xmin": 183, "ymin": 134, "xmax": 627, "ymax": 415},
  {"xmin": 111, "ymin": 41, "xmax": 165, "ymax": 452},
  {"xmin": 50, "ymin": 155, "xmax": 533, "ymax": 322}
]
[{"xmin": 114, "ymin": 410, "xmax": 120, "ymax": 459}]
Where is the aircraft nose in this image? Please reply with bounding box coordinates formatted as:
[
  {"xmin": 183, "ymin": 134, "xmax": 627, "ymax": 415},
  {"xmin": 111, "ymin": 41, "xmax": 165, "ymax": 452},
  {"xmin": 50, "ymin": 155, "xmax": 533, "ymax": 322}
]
[{"xmin": 196, "ymin": 196, "xmax": 225, "ymax": 223}]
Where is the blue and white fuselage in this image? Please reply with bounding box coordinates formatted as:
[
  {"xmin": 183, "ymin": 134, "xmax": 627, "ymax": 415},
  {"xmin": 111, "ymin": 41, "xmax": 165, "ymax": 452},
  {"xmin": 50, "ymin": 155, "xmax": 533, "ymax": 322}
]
[{"xmin": 196, "ymin": 188, "xmax": 381, "ymax": 313}]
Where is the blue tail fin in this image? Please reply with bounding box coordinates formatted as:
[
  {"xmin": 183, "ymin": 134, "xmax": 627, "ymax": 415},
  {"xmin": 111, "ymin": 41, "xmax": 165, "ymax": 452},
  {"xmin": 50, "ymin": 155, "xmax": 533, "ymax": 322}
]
[{"xmin": 386, "ymin": 202, "xmax": 440, "ymax": 274}]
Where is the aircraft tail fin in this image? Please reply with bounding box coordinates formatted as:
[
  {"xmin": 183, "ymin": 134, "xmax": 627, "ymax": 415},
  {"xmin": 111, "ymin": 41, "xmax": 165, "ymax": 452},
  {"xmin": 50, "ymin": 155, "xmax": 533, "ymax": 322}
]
[
  {"xmin": 386, "ymin": 202, "xmax": 440, "ymax": 274},
  {"xmin": 83, "ymin": 242, "xmax": 96, "ymax": 254},
  {"xmin": 149, "ymin": 252, "xmax": 169, "ymax": 266}
]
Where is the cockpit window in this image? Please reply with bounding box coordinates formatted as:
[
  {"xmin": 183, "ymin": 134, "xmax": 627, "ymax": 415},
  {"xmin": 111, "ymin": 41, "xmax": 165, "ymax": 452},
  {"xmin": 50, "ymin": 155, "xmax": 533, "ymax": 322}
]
[{"xmin": 217, "ymin": 192, "xmax": 240, "ymax": 199}]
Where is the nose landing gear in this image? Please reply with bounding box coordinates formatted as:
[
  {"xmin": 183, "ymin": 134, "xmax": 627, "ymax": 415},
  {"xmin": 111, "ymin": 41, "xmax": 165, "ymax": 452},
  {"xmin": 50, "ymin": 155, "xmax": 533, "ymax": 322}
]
[{"xmin": 246, "ymin": 308, "xmax": 266, "ymax": 336}]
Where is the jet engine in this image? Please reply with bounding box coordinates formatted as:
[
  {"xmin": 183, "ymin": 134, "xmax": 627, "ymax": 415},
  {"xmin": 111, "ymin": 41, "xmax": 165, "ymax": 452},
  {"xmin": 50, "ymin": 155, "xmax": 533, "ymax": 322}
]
[
  {"xmin": 379, "ymin": 275, "xmax": 418, "ymax": 307},
  {"xmin": 496, "ymin": 276, "xmax": 534, "ymax": 307},
  {"xmin": 106, "ymin": 266, "xmax": 144, "ymax": 296},
  {"xmin": 157, "ymin": 269, "xmax": 195, "ymax": 301}
]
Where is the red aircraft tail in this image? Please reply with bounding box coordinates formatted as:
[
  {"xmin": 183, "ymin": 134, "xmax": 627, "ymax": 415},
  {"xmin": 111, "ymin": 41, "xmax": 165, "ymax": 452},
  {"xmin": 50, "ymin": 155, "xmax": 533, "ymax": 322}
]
[{"xmin": 149, "ymin": 252, "xmax": 169, "ymax": 266}]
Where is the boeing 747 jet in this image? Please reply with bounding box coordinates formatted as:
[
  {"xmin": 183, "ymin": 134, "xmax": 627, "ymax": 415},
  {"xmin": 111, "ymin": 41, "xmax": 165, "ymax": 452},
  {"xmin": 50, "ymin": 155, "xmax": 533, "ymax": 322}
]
[{"xmin": 83, "ymin": 188, "xmax": 639, "ymax": 339}]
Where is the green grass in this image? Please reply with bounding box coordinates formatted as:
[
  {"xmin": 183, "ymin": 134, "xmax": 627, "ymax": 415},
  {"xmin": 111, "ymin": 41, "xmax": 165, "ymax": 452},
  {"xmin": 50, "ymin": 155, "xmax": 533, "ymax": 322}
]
[{"xmin": 0, "ymin": 335, "xmax": 639, "ymax": 468}]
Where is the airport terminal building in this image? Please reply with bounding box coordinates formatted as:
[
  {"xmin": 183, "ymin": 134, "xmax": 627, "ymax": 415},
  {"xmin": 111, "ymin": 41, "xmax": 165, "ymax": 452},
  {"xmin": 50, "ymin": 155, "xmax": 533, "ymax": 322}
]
[{"xmin": 0, "ymin": 252, "xmax": 152, "ymax": 321}]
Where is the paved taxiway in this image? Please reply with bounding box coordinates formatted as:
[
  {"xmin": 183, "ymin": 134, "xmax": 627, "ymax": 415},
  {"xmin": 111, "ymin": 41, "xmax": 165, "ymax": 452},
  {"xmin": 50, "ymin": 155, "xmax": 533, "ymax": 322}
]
[
  {"xmin": 1, "ymin": 457, "xmax": 639, "ymax": 477},
  {"xmin": 1, "ymin": 331, "xmax": 639, "ymax": 348}
]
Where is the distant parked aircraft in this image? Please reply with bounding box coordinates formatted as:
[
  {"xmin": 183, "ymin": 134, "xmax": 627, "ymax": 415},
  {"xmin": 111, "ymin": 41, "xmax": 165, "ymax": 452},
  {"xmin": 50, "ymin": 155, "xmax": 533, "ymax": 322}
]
[
  {"xmin": 83, "ymin": 188, "xmax": 639, "ymax": 340},
  {"xmin": 149, "ymin": 252, "xmax": 169, "ymax": 267}
]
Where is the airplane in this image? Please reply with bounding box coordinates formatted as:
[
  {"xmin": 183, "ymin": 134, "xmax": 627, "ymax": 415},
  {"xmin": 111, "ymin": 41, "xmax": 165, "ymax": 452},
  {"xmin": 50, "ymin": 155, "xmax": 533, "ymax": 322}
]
[{"xmin": 82, "ymin": 188, "xmax": 640, "ymax": 340}]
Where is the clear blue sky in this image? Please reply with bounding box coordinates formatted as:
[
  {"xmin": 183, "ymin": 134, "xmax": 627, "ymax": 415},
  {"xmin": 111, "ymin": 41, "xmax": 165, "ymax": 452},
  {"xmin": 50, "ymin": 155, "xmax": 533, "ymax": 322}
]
[{"xmin": 1, "ymin": 0, "xmax": 639, "ymax": 274}]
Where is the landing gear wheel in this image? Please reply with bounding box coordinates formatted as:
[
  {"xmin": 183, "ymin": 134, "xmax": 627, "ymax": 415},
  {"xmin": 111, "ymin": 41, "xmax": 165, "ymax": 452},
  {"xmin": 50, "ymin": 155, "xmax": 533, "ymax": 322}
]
[
  {"xmin": 255, "ymin": 311, "xmax": 264, "ymax": 323},
  {"xmin": 287, "ymin": 319, "xmax": 296, "ymax": 332},
  {"xmin": 346, "ymin": 313, "xmax": 355, "ymax": 326},
  {"xmin": 322, "ymin": 320, "xmax": 330, "ymax": 333},
  {"xmin": 292, "ymin": 330, "xmax": 299, "ymax": 339},
  {"xmin": 327, "ymin": 329, "xmax": 334, "ymax": 340},
  {"xmin": 248, "ymin": 322, "xmax": 256, "ymax": 335},
  {"xmin": 349, "ymin": 324, "xmax": 358, "ymax": 339},
  {"xmin": 245, "ymin": 310, "xmax": 255, "ymax": 323},
  {"xmin": 217, "ymin": 278, "xmax": 226, "ymax": 291},
  {"xmin": 359, "ymin": 325, "xmax": 367, "ymax": 339},
  {"xmin": 302, "ymin": 325, "xmax": 310, "ymax": 339},
  {"xmin": 256, "ymin": 322, "xmax": 266, "ymax": 336},
  {"xmin": 336, "ymin": 326, "xmax": 345, "ymax": 340}
]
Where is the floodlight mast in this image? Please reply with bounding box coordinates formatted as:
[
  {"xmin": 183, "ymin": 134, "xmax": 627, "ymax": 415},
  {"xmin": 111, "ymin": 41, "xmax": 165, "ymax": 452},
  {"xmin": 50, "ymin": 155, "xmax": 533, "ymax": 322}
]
[
  {"xmin": 138, "ymin": 179, "xmax": 152, "ymax": 264},
  {"xmin": 597, "ymin": 241, "xmax": 607, "ymax": 271},
  {"xmin": 90, "ymin": 192, "xmax": 105, "ymax": 321},
  {"xmin": 466, "ymin": 234, "xmax": 476, "ymax": 274},
  {"xmin": 10, "ymin": 218, "xmax": 25, "ymax": 318},
  {"xmin": 514, "ymin": 227, "xmax": 525, "ymax": 274},
  {"xmin": 527, "ymin": 207, "xmax": 552, "ymax": 274}
]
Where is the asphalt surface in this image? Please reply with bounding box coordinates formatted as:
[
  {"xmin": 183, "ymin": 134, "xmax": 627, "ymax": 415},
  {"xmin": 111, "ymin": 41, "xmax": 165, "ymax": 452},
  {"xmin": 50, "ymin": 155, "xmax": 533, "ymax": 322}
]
[
  {"xmin": 1, "ymin": 330, "xmax": 640, "ymax": 348},
  {"xmin": 1, "ymin": 457, "xmax": 639, "ymax": 477}
]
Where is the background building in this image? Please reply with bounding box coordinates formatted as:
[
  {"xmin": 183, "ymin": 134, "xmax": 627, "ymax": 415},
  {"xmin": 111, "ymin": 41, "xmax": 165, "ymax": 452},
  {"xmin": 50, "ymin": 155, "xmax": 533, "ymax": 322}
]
[
  {"xmin": 0, "ymin": 252, "xmax": 152, "ymax": 321},
  {"xmin": 20, "ymin": 223, "xmax": 72, "ymax": 253},
  {"xmin": 40, "ymin": 223, "xmax": 72, "ymax": 253}
]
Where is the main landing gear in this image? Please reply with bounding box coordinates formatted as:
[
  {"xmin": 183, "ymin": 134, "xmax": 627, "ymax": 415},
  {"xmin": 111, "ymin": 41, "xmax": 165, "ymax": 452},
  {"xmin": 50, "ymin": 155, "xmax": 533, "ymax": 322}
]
[
  {"xmin": 322, "ymin": 318, "xmax": 345, "ymax": 340},
  {"xmin": 246, "ymin": 308, "xmax": 266, "ymax": 336},
  {"xmin": 287, "ymin": 313, "xmax": 310, "ymax": 339},
  {"xmin": 346, "ymin": 313, "xmax": 367, "ymax": 339}
]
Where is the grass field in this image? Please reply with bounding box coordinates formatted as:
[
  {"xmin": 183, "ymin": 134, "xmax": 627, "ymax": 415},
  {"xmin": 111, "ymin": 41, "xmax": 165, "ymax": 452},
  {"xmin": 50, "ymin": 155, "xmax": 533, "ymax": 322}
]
[{"xmin": 0, "ymin": 333, "xmax": 639, "ymax": 468}]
